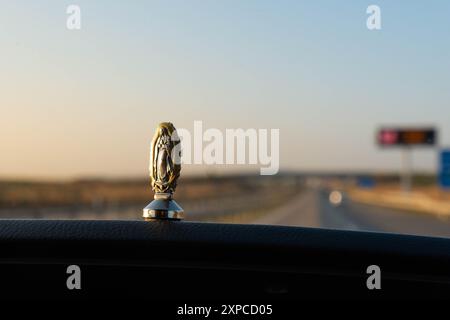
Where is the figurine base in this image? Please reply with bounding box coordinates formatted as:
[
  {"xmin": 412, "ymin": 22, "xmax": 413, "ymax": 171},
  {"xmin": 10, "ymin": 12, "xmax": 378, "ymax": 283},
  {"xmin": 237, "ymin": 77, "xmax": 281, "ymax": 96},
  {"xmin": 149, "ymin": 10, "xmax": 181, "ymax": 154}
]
[{"xmin": 143, "ymin": 199, "xmax": 184, "ymax": 220}]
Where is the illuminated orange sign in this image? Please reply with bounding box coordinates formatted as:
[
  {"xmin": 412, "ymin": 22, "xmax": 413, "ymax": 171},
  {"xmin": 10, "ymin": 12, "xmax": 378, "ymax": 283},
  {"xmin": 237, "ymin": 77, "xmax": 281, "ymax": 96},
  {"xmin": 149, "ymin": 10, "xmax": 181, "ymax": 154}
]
[{"xmin": 377, "ymin": 128, "xmax": 436, "ymax": 146}]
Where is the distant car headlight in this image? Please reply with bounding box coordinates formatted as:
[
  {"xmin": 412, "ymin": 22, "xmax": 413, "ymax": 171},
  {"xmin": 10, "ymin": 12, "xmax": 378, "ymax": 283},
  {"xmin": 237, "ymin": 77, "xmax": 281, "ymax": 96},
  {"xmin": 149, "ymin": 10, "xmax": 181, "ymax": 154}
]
[{"xmin": 329, "ymin": 190, "xmax": 343, "ymax": 206}]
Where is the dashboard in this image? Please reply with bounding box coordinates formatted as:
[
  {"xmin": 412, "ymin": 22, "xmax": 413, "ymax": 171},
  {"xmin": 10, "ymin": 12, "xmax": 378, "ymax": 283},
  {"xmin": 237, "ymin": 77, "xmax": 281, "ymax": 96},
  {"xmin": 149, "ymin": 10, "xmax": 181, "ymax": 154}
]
[{"xmin": 1, "ymin": 219, "xmax": 450, "ymax": 302}]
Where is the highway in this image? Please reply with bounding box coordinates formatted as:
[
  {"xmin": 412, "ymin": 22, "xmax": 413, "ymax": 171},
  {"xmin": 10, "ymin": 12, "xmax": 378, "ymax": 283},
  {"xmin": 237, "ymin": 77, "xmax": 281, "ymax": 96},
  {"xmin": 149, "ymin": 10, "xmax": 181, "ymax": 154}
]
[{"xmin": 252, "ymin": 188, "xmax": 450, "ymax": 238}]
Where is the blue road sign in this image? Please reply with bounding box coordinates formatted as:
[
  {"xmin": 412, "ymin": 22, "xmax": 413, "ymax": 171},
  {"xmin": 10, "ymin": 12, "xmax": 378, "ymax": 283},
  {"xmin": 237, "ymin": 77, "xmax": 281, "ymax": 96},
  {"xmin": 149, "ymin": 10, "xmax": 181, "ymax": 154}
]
[
  {"xmin": 357, "ymin": 177, "xmax": 375, "ymax": 189},
  {"xmin": 439, "ymin": 150, "xmax": 450, "ymax": 189}
]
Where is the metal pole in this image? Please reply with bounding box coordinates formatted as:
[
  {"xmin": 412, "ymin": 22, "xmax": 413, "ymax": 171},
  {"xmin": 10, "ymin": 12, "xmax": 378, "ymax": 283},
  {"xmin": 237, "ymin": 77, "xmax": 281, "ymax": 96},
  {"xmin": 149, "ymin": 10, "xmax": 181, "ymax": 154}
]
[{"xmin": 401, "ymin": 148, "xmax": 412, "ymax": 193}]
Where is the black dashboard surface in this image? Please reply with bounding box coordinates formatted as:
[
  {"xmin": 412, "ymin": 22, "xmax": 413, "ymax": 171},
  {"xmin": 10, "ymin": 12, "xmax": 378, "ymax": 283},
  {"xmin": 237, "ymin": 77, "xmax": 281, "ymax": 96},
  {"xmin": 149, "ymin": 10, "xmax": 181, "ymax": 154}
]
[{"xmin": 1, "ymin": 219, "xmax": 450, "ymax": 300}]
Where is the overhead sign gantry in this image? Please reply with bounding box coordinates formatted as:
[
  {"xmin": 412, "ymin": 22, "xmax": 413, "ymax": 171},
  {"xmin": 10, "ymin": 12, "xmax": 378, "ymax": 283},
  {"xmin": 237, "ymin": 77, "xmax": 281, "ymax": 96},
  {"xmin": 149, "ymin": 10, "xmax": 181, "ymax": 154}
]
[{"xmin": 377, "ymin": 127, "xmax": 437, "ymax": 192}]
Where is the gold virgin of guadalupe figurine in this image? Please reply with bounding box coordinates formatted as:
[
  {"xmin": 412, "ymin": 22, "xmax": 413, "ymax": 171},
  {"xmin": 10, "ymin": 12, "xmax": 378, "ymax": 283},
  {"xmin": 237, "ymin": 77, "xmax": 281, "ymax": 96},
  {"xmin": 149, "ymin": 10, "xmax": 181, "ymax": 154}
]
[{"xmin": 143, "ymin": 122, "xmax": 184, "ymax": 220}]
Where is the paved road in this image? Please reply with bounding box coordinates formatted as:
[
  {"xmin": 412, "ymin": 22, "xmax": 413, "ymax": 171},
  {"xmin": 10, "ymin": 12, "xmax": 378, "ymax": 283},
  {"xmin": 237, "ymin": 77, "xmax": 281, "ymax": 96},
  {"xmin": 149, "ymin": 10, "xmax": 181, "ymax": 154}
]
[{"xmin": 252, "ymin": 188, "xmax": 450, "ymax": 238}]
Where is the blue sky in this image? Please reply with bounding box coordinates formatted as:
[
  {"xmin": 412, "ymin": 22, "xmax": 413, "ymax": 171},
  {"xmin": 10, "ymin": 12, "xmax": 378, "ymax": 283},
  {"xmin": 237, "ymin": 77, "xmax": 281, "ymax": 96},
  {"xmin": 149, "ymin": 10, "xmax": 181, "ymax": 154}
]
[{"xmin": 1, "ymin": 1, "xmax": 450, "ymax": 178}]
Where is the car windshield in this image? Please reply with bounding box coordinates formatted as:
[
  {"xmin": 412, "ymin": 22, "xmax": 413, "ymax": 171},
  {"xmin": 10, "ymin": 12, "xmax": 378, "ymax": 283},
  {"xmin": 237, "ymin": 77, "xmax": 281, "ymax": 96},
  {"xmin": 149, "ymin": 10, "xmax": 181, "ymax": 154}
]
[{"xmin": 1, "ymin": 1, "xmax": 450, "ymax": 239}]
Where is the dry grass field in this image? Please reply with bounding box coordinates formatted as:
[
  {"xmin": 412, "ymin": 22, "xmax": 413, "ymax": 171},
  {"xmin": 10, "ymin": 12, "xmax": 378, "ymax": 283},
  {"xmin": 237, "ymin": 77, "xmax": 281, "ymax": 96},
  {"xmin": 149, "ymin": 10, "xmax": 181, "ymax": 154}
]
[
  {"xmin": 349, "ymin": 184, "xmax": 450, "ymax": 217},
  {"xmin": 0, "ymin": 176, "xmax": 302, "ymax": 222}
]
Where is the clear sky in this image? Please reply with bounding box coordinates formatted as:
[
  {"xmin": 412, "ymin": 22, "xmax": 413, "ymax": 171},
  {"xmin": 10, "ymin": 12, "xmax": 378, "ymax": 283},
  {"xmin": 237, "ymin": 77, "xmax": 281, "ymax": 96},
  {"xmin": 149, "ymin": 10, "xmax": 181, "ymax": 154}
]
[{"xmin": 1, "ymin": 0, "xmax": 450, "ymax": 179}]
